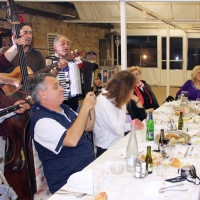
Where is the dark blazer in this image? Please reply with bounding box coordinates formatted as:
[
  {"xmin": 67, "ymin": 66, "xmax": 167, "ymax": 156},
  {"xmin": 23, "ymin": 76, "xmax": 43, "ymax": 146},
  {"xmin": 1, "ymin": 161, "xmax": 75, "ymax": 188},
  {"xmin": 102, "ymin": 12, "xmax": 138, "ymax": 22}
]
[{"xmin": 127, "ymin": 99, "xmax": 147, "ymax": 121}]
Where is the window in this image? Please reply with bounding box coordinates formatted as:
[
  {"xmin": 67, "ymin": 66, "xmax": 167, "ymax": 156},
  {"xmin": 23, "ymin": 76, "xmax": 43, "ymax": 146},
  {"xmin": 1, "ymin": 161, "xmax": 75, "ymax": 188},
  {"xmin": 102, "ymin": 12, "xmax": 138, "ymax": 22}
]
[
  {"xmin": 188, "ymin": 38, "xmax": 200, "ymax": 70},
  {"xmin": 47, "ymin": 33, "xmax": 58, "ymax": 56},
  {"xmin": 126, "ymin": 36, "xmax": 157, "ymax": 68},
  {"xmin": 162, "ymin": 37, "xmax": 183, "ymax": 70},
  {"xmin": 115, "ymin": 36, "xmax": 157, "ymax": 67}
]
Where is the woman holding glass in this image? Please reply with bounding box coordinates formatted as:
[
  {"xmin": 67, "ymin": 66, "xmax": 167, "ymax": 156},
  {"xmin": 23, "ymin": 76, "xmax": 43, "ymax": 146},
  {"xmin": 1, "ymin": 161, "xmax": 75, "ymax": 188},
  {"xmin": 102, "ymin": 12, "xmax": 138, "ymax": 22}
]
[
  {"xmin": 93, "ymin": 70, "xmax": 143, "ymax": 157},
  {"xmin": 176, "ymin": 65, "xmax": 200, "ymax": 101},
  {"xmin": 128, "ymin": 66, "xmax": 159, "ymax": 114}
]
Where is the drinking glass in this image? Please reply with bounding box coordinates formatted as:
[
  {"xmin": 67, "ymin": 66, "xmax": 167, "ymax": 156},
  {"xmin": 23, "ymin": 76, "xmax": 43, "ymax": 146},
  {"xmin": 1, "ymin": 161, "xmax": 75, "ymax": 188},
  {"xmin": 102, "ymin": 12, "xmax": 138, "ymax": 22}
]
[
  {"xmin": 161, "ymin": 136, "xmax": 170, "ymax": 155},
  {"xmin": 93, "ymin": 171, "xmax": 105, "ymax": 198},
  {"xmin": 182, "ymin": 106, "xmax": 191, "ymax": 132},
  {"xmin": 196, "ymin": 98, "xmax": 200, "ymax": 109},
  {"xmin": 160, "ymin": 146, "xmax": 174, "ymax": 180},
  {"xmin": 181, "ymin": 91, "xmax": 188, "ymax": 98}
]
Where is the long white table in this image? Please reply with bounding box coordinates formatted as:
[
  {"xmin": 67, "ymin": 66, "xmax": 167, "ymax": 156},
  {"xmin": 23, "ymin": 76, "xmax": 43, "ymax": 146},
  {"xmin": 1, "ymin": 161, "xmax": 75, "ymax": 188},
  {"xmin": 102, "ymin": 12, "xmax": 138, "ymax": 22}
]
[{"xmin": 48, "ymin": 102, "xmax": 200, "ymax": 200}]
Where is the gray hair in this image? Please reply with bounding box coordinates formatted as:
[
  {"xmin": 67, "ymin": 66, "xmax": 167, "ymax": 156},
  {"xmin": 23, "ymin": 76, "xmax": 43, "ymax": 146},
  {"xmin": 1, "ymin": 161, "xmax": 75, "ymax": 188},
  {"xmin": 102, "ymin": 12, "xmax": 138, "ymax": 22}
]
[
  {"xmin": 54, "ymin": 35, "xmax": 71, "ymax": 45},
  {"xmin": 29, "ymin": 73, "xmax": 56, "ymax": 103}
]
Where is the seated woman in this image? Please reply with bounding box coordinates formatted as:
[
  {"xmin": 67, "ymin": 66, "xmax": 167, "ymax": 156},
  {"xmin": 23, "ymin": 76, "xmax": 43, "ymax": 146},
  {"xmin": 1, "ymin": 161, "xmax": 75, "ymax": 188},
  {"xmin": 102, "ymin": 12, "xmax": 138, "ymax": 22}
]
[
  {"xmin": 93, "ymin": 70, "xmax": 143, "ymax": 158},
  {"xmin": 128, "ymin": 66, "xmax": 159, "ymax": 114},
  {"xmin": 176, "ymin": 65, "xmax": 200, "ymax": 101}
]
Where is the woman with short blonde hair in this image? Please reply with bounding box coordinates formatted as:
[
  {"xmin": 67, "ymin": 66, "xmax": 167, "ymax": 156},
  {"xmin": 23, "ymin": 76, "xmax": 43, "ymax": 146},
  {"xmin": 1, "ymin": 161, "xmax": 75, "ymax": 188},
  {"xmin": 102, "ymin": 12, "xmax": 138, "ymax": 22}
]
[
  {"xmin": 176, "ymin": 65, "xmax": 200, "ymax": 100},
  {"xmin": 128, "ymin": 66, "xmax": 159, "ymax": 114}
]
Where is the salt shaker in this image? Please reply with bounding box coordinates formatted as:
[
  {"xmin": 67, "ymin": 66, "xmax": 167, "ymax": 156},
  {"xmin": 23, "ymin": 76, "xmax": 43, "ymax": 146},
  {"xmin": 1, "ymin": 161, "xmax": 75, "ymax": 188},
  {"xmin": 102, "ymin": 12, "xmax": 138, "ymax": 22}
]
[
  {"xmin": 135, "ymin": 162, "xmax": 141, "ymax": 178},
  {"xmin": 141, "ymin": 162, "xmax": 147, "ymax": 178}
]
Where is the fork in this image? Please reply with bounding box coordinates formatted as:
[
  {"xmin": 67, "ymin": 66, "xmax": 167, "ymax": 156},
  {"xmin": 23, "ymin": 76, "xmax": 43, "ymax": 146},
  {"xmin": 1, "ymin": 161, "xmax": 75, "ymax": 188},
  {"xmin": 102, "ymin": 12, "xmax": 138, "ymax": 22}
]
[
  {"xmin": 159, "ymin": 189, "xmax": 188, "ymax": 193},
  {"xmin": 56, "ymin": 191, "xmax": 88, "ymax": 198},
  {"xmin": 56, "ymin": 190, "xmax": 93, "ymax": 198}
]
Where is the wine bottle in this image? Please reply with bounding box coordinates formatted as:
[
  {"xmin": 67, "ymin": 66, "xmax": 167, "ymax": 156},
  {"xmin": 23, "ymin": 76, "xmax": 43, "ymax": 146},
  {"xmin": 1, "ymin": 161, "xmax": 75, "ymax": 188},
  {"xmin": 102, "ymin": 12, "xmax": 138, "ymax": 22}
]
[
  {"xmin": 158, "ymin": 129, "xmax": 164, "ymax": 151},
  {"xmin": 147, "ymin": 111, "xmax": 154, "ymax": 141},
  {"xmin": 145, "ymin": 146, "xmax": 153, "ymax": 174},
  {"xmin": 126, "ymin": 120, "xmax": 138, "ymax": 172},
  {"xmin": 178, "ymin": 108, "xmax": 184, "ymax": 130}
]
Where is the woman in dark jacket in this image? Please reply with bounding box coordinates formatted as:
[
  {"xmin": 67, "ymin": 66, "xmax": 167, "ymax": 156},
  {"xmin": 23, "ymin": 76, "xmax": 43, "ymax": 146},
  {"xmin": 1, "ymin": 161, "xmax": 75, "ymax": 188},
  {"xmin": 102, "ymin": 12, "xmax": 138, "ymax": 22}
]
[{"xmin": 128, "ymin": 66, "xmax": 159, "ymax": 114}]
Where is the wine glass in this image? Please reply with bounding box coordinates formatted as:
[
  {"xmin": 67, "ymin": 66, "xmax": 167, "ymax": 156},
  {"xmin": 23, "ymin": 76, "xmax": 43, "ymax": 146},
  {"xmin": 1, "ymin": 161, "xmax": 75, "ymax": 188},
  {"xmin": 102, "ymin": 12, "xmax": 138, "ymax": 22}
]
[
  {"xmin": 160, "ymin": 133, "xmax": 170, "ymax": 152},
  {"xmin": 160, "ymin": 146, "xmax": 174, "ymax": 180},
  {"xmin": 196, "ymin": 98, "xmax": 200, "ymax": 109},
  {"xmin": 182, "ymin": 107, "xmax": 191, "ymax": 132}
]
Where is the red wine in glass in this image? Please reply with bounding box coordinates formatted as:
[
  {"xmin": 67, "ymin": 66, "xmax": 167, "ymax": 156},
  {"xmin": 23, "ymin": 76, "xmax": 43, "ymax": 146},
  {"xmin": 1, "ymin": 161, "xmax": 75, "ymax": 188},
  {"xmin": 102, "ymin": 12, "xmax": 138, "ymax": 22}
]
[{"xmin": 163, "ymin": 138, "xmax": 170, "ymax": 145}]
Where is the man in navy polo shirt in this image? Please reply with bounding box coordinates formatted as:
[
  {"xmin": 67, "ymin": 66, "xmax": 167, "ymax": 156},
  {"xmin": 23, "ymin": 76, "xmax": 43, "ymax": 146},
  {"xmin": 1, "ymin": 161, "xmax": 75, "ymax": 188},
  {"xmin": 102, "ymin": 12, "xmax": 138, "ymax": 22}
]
[{"xmin": 29, "ymin": 73, "xmax": 96, "ymax": 194}]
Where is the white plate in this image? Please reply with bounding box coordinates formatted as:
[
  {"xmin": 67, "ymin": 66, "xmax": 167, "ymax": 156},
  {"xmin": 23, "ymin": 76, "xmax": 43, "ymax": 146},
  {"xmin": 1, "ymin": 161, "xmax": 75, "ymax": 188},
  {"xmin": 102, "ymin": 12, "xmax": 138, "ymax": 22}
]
[
  {"xmin": 67, "ymin": 170, "xmax": 93, "ymax": 189},
  {"xmin": 191, "ymin": 137, "xmax": 200, "ymax": 145},
  {"xmin": 138, "ymin": 181, "xmax": 184, "ymax": 200}
]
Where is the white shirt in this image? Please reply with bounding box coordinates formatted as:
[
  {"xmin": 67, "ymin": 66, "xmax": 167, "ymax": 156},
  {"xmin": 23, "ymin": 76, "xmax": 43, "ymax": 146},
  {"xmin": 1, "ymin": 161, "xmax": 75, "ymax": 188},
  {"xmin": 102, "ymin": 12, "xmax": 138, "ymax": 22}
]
[{"xmin": 93, "ymin": 89, "xmax": 130, "ymax": 149}]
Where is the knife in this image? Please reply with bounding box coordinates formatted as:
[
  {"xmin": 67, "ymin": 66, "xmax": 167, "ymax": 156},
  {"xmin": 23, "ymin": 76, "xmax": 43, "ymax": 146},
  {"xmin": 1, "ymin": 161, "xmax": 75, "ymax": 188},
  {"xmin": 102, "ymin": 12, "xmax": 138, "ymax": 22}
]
[
  {"xmin": 184, "ymin": 146, "xmax": 190, "ymax": 157},
  {"xmin": 189, "ymin": 147, "xmax": 194, "ymax": 156}
]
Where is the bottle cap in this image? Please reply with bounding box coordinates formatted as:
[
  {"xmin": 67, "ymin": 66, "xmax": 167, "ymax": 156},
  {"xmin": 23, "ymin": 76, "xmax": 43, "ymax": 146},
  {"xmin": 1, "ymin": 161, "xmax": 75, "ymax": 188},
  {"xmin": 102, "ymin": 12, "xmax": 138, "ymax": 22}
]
[
  {"xmin": 131, "ymin": 120, "xmax": 136, "ymax": 124},
  {"xmin": 180, "ymin": 108, "xmax": 184, "ymax": 112}
]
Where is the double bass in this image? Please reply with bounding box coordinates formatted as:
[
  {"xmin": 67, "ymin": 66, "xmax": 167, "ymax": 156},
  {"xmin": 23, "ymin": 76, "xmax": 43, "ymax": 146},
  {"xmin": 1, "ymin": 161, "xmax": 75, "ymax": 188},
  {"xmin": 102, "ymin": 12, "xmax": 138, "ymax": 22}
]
[{"xmin": 3, "ymin": 0, "xmax": 35, "ymax": 199}]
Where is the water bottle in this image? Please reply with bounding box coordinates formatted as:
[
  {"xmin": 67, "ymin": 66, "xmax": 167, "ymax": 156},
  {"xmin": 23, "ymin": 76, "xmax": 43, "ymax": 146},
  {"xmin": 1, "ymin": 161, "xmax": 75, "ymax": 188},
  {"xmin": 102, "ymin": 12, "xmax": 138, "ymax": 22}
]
[
  {"xmin": 126, "ymin": 120, "xmax": 138, "ymax": 172},
  {"xmin": 147, "ymin": 111, "xmax": 154, "ymax": 141}
]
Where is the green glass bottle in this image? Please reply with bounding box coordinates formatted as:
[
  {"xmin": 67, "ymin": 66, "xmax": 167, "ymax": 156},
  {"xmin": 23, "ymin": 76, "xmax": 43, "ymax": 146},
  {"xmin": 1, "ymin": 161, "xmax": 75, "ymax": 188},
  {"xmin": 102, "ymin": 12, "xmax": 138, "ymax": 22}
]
[
  {"xmin": 178, "ymin": 108, "xmax": 184, "ymax": 130},
  {"xmin": 145, "ymin": 146, "xmax": 153, "ymax": 174},
  {"xmin": 147, "ymin": 111, "xmax": 154, "ymax": 141}
]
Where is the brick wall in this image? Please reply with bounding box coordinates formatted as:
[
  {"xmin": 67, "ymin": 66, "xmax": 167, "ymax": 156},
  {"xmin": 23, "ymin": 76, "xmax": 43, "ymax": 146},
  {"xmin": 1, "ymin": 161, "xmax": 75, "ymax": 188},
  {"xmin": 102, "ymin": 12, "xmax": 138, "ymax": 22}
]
[{"xmin": 0, "ymin": 2, "xmax": 111, "ymax": 64}]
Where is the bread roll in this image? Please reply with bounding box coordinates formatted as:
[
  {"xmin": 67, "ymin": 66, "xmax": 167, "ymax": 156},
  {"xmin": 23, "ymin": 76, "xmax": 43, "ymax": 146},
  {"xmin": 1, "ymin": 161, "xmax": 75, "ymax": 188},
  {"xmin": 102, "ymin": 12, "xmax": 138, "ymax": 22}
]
[
  {"xmin": 141, "ymin": 152, "xmax": 163, "ymax": 167},
  {"xmin": 171, "ymin": 158, "xmax": 180, "ymax": 168},
  {"xmin": 175, "ymin": 111, "xmax": 180, "ymax": 116},
  {"xmin": 95, "ymin": 192, "xmax": 108, "ymax": 200}
]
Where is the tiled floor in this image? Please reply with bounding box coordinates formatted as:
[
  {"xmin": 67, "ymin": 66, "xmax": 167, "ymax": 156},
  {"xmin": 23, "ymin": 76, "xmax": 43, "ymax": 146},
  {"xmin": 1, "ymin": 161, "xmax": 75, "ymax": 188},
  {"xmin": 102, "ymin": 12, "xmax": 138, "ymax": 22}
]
[{"xmin": 151, "ymin": 86, "xmax": 180, "ymax": 106}]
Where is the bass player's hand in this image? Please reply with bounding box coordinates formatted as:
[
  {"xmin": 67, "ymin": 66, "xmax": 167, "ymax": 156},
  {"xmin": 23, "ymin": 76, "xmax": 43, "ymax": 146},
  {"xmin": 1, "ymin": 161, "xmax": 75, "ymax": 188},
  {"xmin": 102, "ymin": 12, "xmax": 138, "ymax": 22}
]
[{"xmin": 14, "ymin": 100, "xmax": 30, "ymax": 114}]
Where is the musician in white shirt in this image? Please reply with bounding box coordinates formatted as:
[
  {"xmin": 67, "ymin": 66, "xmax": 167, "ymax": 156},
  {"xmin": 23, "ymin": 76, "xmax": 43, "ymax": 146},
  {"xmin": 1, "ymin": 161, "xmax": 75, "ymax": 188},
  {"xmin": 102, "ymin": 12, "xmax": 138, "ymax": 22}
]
[{"xmin": 48, "ymin": 35, "xmax": 79, "ymax": 111}]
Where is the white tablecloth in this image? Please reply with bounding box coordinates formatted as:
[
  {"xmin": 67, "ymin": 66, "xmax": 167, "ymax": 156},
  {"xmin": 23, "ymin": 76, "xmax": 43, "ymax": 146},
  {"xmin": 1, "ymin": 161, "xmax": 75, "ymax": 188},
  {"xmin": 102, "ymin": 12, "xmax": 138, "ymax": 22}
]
[{"xmin": 48, "ymin": 102, "xmax": 200, "ymax": 200}]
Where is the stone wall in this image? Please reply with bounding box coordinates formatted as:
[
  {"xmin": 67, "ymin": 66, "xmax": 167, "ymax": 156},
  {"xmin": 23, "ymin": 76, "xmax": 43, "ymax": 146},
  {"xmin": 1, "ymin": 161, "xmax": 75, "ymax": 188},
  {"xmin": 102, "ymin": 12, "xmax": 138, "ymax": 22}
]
[{"xmin": 0, "ymin": 2, "xmax": 111, "ymax": 64}]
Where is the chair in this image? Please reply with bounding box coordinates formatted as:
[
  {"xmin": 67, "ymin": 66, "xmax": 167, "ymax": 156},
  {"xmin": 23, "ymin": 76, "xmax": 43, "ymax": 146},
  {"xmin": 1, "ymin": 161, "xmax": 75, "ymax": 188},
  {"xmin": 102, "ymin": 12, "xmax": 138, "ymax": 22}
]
[
  {"xmin": 24, "ymin": 120, "xmax": 51, "ymax": 200},
  {"xmin": 163, "ymin": 95, "xmax": 175, "ymax": 104}
]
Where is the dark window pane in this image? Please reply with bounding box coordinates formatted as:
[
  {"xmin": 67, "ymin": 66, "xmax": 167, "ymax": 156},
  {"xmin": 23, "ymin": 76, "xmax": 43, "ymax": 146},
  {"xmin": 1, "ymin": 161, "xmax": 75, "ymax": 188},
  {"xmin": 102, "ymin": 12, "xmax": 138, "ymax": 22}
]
[
  {"xmin": 125, "ymin": 36, "xmax": 157, "ymax": 68},
  {"xmin": 188, "ymin": 38, "xmax": 200, "ymax": 70},
  {"xmin": 162, "ymin": 61, "xmax": 183, "ymax": 70},
  {"xmin": 162, "ymin": 37, "xmax": 183, "ymax": 60}
]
